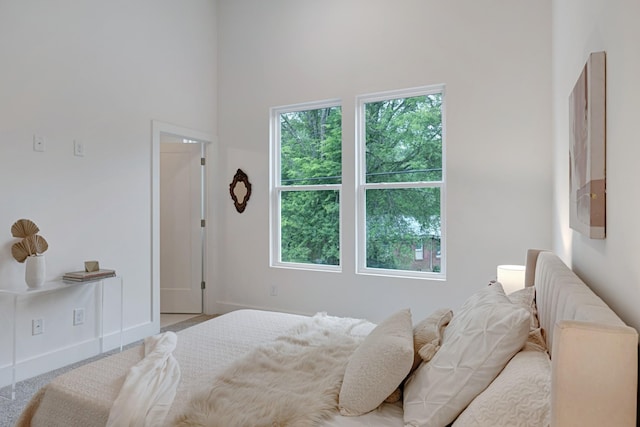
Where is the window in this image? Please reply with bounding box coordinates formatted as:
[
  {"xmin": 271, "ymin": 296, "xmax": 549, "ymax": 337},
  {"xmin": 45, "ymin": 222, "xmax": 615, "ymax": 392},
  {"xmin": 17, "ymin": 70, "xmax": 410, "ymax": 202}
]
[
  {"xmin": 415, "ymin": 243, "xmax": 424, "ymax": 261},
  {"xmin": 270, "ymin": 86, "xmax": 445, "ymax": 278},
  {"xmin": 270, "ymin": 100, "xmax": 342, "ymax": 270},
  {"xmin": 357, "ymin": 86, "xmax": 445, "ymax": 278}
]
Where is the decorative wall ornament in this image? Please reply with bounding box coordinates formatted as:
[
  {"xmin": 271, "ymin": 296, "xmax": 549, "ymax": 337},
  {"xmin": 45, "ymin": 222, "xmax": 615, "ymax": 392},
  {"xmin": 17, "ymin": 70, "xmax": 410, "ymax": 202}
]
[
  {"xmin": 569, "ymin": 51, "xmax": 606, "ymax": 239},
  {"xmin": 229, "ymin": 169, "xmax": 252, "ymax": 213}
]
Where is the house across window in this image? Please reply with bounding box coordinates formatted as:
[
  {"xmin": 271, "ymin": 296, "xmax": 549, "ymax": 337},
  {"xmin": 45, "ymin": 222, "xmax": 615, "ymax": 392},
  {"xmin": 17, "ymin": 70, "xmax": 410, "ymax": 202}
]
[
  {"xmin": 415, "ymin": 243, "xmax": 424, "ymax": 261},
  {"xmin": 413, "ymin": 238, "xmax": 442, "ymax": 272}
]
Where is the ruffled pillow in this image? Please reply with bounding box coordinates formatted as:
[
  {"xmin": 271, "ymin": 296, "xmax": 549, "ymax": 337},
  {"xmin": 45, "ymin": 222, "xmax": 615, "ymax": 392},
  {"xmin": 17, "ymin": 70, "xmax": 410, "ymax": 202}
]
[{"xmin": 403, "ymin": 283, "xmax": 531, "ymax": 427}]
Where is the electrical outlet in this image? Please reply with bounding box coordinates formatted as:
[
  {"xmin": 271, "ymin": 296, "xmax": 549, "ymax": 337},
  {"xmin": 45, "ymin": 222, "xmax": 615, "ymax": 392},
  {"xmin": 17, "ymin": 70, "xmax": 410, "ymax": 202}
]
[
  {"xmin": 73, "ymin": 308, "xmax": 85, "ymax": 325},
  {"xmin": 32, "ymin": 318, "xmax": 44, "ymax": 335},
  {"xmin": 33, "ymin": 135, "xmax": 45, "ymax": 152},
  {"xmin": 270, "ymin": 285, "xmax": 278, "ymax": 296}
]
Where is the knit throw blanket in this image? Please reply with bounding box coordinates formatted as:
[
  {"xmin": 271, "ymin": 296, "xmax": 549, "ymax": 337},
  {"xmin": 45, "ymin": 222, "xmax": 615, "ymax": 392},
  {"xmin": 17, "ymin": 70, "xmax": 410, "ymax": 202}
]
[{"xmin": 172, "ymin": 313, "xmax": 370, "ymax": 427}]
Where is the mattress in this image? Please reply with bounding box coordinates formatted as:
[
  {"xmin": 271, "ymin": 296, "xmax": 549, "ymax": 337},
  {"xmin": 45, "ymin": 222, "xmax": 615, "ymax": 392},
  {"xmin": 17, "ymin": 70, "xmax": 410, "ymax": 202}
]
[{"xmin": 19, "ymin": 309, "xmax": 403, "ymax": 427}]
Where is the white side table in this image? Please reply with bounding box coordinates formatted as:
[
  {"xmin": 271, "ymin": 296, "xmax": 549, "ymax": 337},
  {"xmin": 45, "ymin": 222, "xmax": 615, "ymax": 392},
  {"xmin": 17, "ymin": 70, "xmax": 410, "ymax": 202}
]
[{"xmin": 0, "ymin": 276, "xmax": 123, "ymax": 400}]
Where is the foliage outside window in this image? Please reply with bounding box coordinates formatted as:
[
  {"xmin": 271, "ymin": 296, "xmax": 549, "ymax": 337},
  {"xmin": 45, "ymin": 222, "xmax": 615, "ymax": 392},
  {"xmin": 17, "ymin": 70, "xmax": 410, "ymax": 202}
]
[
  {"xmin": 271, "ymin": 100, "xmax": 342, "ymax": 269},
  {"xmin": 357, "ymin": 86, "xmax": 445, "ymax": 278}
]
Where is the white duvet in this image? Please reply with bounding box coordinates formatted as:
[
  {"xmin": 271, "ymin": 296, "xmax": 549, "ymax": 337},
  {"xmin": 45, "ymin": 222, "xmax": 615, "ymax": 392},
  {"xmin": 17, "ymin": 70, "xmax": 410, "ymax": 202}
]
[{"xmin": 18, "ymin": 310, "xmax": 403, "ymax": 427}]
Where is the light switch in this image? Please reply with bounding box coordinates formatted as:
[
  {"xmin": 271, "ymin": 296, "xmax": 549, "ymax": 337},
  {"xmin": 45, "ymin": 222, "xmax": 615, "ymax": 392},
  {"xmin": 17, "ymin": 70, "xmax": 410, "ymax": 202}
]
[{"xmin": 74, "ymin": 140, "xmax": 84, "ymax": 157}]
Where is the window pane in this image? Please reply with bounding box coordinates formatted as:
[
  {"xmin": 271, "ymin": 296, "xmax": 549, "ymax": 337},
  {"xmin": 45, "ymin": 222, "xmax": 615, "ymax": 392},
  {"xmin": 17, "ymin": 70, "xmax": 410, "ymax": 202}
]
[
  {"xmin": 365, "ymin": 94, "xmax": 442, "ymax": 183},
  {"xmin": 280, "ymin": 107, "xmax": 342, "ymax": 186},
  {"xmin": 281, "ymin": 190, "xmax": 340, "ymax": 266},
  {"xmin": 365, "ymin": 188, "xmax": 441, "ymax": 272}
]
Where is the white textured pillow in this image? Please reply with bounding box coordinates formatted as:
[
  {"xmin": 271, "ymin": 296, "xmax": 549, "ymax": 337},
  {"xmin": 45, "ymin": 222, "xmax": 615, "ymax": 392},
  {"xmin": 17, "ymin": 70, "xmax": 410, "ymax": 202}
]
[
  {"xmin": 453, "ymin": 349, "xmax": 551, "ymax": 427},
  {"xmin": 403, "ymin": 283, "xmax": 531, "ymax": 427},
  {"xmin": 339, "ymin": 309, "xmax": 413, "ymax": 416}
]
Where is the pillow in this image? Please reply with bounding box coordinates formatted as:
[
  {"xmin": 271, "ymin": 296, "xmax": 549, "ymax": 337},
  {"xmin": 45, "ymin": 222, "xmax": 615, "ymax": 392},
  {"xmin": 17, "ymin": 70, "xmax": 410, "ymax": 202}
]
[
  {"xmin": 523, "ymin": 327, "xmax": 547, "ymax": 352},
  {"xmin": 457, "ymin": 282, "xmax": 507, "ymax": 313},
  {"xmin": 383, "ymin": 308, "xmax": 452, "ymax": 405},
  {"xmin": 403, "ymin": 283, "xmax": 531, "ymax": 427},
  {"xmin": 507, "ymin": 286, "xmax": 540, "ymax": 329},
  {"xmin": 508, "ymin": 286, "xmax": 548, "ymax": 352},
  {"xmin": 339, "ymin": 308, "xmax": 414, "ymax": 416},
  {"xmin": 452, "ymin": 349, "xmax": 551, "ymax": 427},
  {"xmin": 411, "ymin": 308, "xmax": 453, "ymax": 371}
]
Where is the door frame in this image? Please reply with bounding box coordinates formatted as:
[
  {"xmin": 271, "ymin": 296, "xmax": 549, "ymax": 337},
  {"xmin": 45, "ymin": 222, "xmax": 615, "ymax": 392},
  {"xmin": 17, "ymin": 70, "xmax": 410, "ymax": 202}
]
[{"xmin": 151, "ymin": 120, "xmax": 214, "ymax": 329}]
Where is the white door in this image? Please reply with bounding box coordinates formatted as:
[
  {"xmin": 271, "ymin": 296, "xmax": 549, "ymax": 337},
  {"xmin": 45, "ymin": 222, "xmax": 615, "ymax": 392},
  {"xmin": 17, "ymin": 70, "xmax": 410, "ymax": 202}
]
[{"xmin": 160, "ymin": 142, "xmax": 203, "ymax": 313}]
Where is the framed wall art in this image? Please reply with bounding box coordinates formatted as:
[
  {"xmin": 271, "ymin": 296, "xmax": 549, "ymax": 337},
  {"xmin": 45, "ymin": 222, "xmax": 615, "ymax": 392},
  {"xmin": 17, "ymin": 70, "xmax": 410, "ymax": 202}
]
[{"xmin": 569, "ymin": 51, "xmax": 606, "ymax": 239}]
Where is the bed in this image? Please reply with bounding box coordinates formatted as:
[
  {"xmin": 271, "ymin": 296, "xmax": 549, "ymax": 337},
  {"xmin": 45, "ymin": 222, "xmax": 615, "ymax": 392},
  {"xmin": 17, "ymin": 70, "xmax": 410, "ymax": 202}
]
[{"xmin": 16, "ymin": 250, "xmax": 638, "ymax": 427}]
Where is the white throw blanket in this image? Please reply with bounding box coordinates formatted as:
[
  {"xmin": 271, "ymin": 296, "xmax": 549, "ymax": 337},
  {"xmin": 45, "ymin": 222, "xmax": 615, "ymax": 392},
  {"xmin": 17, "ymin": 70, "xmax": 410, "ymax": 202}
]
[
  {"xmin": 173, "ymin": 313, "xmax": 371, "ymax": 427},
  {"xmin": 106, "ymin": 331, "xmax": 181, "ymax": 427}
]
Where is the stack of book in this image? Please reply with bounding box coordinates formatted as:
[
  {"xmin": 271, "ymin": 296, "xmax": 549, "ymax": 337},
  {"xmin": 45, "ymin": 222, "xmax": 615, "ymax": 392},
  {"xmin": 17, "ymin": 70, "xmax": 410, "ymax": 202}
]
[{"xmin": 62, "ymin": 269, "xmax": 116, "ymax": 282}]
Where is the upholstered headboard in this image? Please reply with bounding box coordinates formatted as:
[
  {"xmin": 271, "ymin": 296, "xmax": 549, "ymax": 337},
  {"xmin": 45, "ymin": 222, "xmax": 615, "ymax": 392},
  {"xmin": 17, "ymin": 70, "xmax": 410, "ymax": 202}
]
[{"xmin": 525, "ymin": 249, "xmax": 638, "ymax": 427}]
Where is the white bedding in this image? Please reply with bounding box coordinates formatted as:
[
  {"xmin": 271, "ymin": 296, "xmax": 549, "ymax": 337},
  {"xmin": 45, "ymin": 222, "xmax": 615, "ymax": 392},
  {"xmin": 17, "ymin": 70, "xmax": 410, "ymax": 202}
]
[
  {"xmin": 18, "ymin": 309, "xmax": 403, "ymax": 427},
  {"xmin": 19, "ymin": 250, "xmax": 636, "ymax": 427}
]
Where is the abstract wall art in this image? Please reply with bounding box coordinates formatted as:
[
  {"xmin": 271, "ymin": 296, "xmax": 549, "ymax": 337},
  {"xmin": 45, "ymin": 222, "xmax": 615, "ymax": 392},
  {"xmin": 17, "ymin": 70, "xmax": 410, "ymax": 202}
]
[{"xmin": 569, "ymin": 51, "xmax": 606, "ymax": 239}]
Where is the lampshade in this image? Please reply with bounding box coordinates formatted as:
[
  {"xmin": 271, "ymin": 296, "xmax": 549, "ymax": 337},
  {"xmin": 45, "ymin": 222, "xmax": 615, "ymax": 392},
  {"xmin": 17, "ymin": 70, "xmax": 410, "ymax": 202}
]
[{"xmin": 496, "ymin": 264, "xmax": 525, "ymax": 294}]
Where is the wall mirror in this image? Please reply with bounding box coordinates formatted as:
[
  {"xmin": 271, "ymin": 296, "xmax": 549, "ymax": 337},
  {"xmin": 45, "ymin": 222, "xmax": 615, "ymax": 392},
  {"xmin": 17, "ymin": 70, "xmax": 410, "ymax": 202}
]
[{"xmin": 229, "ymin": 169, "xmax": 252, "ymax": 213}]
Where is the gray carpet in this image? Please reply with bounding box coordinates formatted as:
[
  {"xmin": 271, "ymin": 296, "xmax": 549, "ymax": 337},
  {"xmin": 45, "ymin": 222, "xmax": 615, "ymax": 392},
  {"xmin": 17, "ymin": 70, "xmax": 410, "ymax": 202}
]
[{"xmin": 0, "ymin": 314, "xmax": 215, "ymax": 427}]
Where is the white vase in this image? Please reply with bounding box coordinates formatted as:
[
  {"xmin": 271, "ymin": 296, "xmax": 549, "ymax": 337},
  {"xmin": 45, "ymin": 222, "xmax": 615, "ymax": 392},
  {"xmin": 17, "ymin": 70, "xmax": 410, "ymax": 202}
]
[{"xmin": 25, "ymin": 254, "xmax": 46, "ymax": 288}]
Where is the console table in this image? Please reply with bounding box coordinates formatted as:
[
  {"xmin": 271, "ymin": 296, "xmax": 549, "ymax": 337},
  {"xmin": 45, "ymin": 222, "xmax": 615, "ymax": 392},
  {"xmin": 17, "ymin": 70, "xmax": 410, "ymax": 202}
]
[{"xmin": 0, "ymin": 276, "xmax": 123, "ymax": 400}]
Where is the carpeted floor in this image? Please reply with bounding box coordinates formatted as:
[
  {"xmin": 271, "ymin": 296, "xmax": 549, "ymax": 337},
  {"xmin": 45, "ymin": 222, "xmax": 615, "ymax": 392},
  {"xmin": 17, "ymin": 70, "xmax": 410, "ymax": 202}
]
[{"xmin": 0, "ymin": 314, "xmax": 215, "ymax": 427}]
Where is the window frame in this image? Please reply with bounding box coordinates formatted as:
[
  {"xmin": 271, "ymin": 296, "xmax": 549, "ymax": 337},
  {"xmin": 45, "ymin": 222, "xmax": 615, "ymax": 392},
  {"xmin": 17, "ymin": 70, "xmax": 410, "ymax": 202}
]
[
  {"xmin": 269, "ymin": 98, "xmax": 343, "ymax": 272},
  {"xmin": 355, "ymin": 85, "xmax": 446, "ymax": 280}
]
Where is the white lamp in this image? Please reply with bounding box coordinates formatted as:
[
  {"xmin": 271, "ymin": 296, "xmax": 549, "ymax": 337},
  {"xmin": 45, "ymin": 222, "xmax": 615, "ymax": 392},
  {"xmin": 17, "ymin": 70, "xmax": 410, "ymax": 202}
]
[{"xmin": 496, "ymin": 264, "xmax": 526, "ymax": 294}]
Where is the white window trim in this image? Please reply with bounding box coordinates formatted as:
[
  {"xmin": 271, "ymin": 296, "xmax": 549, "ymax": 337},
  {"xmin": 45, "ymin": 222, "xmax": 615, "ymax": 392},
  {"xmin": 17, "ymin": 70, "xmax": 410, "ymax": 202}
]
[
  {"xmin": 269, "ymin": 99, "xmax": 342, "ymax": 272},
  {"xmin": 355, "ymin": 85, "xmax": 447, "ymax": 280}
]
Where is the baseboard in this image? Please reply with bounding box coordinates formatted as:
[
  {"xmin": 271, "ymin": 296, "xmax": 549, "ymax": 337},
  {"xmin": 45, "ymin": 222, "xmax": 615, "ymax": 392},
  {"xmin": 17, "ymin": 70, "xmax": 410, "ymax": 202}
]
[{"xmin": 0, "ymin": 320, "xmax": 158, "ymax": 388}]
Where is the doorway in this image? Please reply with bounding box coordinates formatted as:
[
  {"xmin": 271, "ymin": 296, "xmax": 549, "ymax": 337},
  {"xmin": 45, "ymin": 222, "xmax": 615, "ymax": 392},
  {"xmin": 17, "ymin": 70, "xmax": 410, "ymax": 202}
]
[
  {"xmin": 160, "ymin": 139, "xmax": 204, "ymax": 313},
  {"xmin": 152, "ymin": 121, "xmax": 213, "ymax": 320}
]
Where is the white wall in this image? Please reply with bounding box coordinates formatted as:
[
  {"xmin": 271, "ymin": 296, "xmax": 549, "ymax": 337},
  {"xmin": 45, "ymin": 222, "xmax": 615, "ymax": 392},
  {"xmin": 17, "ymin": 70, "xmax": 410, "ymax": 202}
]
[
  {"xmin": 551, "ymin": 0, "xmax": 640, "ymax": 332},
  {"xmin": 0, "ymin": 0, "xmax": 558, "ymax": 387},
  {"xmin": 214, "ymin": 0, "xmax": 553, "ymax": 323},
  {"xmin": 0, "ymin": 0, "xmax": 217, "ymax": 385}
]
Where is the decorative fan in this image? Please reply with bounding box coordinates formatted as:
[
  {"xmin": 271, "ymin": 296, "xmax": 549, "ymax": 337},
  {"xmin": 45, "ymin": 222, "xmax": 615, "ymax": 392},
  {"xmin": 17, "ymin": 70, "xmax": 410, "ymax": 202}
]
[{"xmin": 10, "ymin": 219, "xmax": 48, "ymax": 263}]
